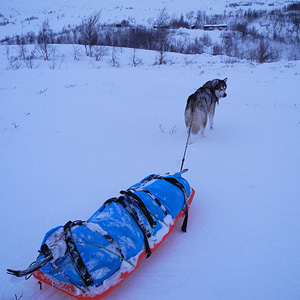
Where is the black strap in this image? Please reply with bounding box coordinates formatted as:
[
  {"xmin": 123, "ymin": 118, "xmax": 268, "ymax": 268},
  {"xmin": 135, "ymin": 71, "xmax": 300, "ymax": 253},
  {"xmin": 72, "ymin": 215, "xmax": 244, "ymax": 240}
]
[
  {"xmin": 102, "ymin": 197, "xmax": 119, "ymax": 208},
  {"xmin": 121, "ymin": 190, "xmax": 157, "ymax": 228},
  {"xmin": 130, "ymin": 174, "xmax": 161, "ymax": 190},
  {"xmin": 162, "ymin": 177, "xmax": 189, "ymax": 232},
  {"xmin": 142, "ymin": 189, "xmax": 168, "ymax": 216},
  {"xmin": 103, "ymin": 197, "xmax": 152, "ymax": 258},
  {"xmin": 63, "ymin": 221, "xmax": 94, "ymax": 287},
  {"xmin": 7, "ymin": 244, "xmax": 53, "ymax": 278}
]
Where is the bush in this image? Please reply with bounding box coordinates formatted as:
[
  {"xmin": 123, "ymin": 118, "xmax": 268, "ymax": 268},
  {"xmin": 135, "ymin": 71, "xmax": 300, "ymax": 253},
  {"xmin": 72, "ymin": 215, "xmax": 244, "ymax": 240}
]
[
  {"xmin": 249, "ymin": 38, "xmax": 278, "ymax": 63},
  {"xmin": 212, "ymin": 43, "xmax": 223, "ymax": 56},
  {"xmin": 2, "ymin": 6, "xmax": 299, "ymax": 63},
  {"xmin": 169, "ymin": 14, "xmax": 190, "ymax": 29},
  {"xmin": 286, "ymin": 3, "xmax": 300, "ymax": 11}
]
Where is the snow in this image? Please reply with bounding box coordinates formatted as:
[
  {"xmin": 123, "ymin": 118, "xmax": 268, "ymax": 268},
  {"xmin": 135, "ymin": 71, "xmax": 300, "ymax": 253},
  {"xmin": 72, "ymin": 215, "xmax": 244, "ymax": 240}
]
[
  {"xmin": 1, "ymin": 1, "xmax": 300, "ymax": 300},
  {"xmin": 0, "ymin": 0, "xmax": 295, "ymax": 40},
  {"xmin": 45, "ymin": 227, "xmax": 67, "ymax": 262}
]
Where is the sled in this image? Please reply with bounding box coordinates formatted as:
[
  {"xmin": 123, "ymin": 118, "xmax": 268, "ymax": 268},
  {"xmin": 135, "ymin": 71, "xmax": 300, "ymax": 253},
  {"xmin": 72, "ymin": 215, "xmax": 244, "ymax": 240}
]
[{"xmin": 8, "ymin": 172, "xmax": 195, "ymax": 300}]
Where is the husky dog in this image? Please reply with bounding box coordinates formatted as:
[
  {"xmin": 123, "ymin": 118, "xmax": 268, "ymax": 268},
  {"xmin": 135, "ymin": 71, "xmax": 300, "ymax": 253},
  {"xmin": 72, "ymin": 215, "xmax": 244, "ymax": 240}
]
[{"xmin": 185, "ymin": 78, "xmax": 227, "ymax": 138}]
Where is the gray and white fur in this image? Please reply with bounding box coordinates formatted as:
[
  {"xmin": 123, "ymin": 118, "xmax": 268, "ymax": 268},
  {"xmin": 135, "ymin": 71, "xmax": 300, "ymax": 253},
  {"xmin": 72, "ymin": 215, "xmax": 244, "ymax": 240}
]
[{"xmin": 185, "ymin": 78, "xmax": 228, "ymax": 138}]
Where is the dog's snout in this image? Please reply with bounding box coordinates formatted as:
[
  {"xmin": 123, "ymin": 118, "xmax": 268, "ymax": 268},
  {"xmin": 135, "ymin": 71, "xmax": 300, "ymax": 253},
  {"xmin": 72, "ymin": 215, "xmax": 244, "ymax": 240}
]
[{"xmin": 223, "ymin": 93, "xmax": 227, "ymax": 97}]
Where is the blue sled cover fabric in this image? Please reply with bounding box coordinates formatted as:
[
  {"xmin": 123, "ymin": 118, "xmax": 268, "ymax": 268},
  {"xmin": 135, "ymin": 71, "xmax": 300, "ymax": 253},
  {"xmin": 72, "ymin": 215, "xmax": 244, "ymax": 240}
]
[{"xmin": 38, "ymin": 172, "xmax": 191, "ymax": 287}]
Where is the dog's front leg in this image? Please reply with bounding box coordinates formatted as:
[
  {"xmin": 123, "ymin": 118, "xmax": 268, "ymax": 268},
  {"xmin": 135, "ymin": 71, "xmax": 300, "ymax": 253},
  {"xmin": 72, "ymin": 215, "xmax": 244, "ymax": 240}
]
[
  {"xmin": 209, "ymin": 103, "xmax": 216, "ymax": 130},
  {"xmin": 209, "ymin": 111, "xmax": 214, "ymax": 130}
]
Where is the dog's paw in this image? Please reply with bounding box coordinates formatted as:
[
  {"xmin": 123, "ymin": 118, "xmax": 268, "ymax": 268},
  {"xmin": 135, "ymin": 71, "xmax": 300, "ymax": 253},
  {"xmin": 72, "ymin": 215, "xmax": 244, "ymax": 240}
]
[{"xmin": 188, "ymin": 136, "xmax": 194, "ymax": 144}]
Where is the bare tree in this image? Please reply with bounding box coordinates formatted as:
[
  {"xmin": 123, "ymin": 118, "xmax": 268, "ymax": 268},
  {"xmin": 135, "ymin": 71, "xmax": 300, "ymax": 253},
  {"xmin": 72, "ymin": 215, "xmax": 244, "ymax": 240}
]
[
  {"xmin": 154, "ymin": 8, "xmax": 170, "ymax": 64},
  {"xmin": 109, "ymin": 47, "xmax": 120, "ymax": 67},
  {"xmin": 17, "ymin": 31, "xmax": 38, "ymax": 68},
  {"xmin": 37, "ymin": 19, "xmax": 54, "ymax": 61},
  {"xmin": 155, "ymin": 50, "xmax": 168, "ymax": 65},
  {"xmin": 49, "ymin": 47, "xmax": 65, "ymax": 70},
  {"xmin": 130, "ymin": 48, "xmax": 143, "ymax": 67},
  {"xmin": 17, "ymin": 33, "xmax": 27, "ymax": 61},
  {"xmin": 94, "ymin": 45, "xmax": 108, "ymax": 61},
  {"xmin": 72, "ymin": 44, "xmax": 82, "ymax": 60},
  {"xmin": 6, "ymin": 47, "xmax": 21, "ymax": 70},
  {"xmin": 20, "ymin": 45, "xmax": 38, "ymax": 69},
  {"xmin": 80, "ymin": 12, "xmax": 101, "ymax": 56}
]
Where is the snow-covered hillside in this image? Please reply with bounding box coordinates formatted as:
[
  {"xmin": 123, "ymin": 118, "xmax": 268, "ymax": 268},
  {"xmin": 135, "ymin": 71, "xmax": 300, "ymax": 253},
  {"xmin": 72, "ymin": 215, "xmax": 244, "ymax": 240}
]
[
  {"xmin": 1, "ymin": 1, "xmax": 300, "ymax": 300},
  {"xmin": 0, "ymin": 0, "xmax": 296, "ymax": 39}
]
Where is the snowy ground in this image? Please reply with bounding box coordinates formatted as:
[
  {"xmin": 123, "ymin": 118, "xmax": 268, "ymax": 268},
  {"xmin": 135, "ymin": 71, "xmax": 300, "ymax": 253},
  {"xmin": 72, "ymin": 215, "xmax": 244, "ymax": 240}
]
[{"xmin": 1, "ymin": 45, "xmax": 300, "ymax": 300}]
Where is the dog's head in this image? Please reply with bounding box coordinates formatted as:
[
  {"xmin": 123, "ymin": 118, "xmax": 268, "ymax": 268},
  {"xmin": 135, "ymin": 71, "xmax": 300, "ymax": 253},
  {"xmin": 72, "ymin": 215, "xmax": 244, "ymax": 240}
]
[{"xmin": 210, "ymin": 78, "xmax": 228, "ymax": 99}]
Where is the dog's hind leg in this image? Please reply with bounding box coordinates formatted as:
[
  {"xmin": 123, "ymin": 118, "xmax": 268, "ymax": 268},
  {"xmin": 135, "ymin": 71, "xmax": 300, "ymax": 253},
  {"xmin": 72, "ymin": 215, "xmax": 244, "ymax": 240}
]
[
  {"xmin": 191, "ymin": 118, "xmax": 201, "ymax": 135},
  {"xmin": 186, "ymin": 120, "xmax": 200, "ymax": 144},
  {"xmin": 199, "ymin": 112, "xmax": 207, "ymax": 137},
  {"xmin": 200, "ymin": 123, "xmax": 206, "ymax": 137},
  {"xmin": 185, "ymin": 123, "xmax": 197, "ymax": 144},
  {"xmin": 188, "ymin": 133, "xmax": 194, "ymax": 144}
]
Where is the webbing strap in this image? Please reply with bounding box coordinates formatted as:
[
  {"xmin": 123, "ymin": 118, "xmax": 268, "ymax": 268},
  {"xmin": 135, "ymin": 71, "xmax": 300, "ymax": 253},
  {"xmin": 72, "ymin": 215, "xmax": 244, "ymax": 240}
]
[
  {"xmin": 130, "ymin": 174, "xmax": 161, "ymax": 190},
  {"xmin": 121, "ymin": 196, "xmax": 152, "ymax": 257},
  {"xmin": 162, "ymin": 177, "xmax": 189, "ymax": 232},
  {"xmin": 142, "ymin": 189, "xmax": 168, "ymax": 216},
  {"xmin": 102, "ymin": 232, "xmax": 125, "ymax": 259},
  {"xmin": 103, "ymin": 197, "xmax": 152, "ymax": 258},
  {"xmin": 121, "ymin": 190, "xmax": 157, "ymax": 228},
  {"xmin": 63, "ymin": 221, "xmax": 94, "ymax": 287}
]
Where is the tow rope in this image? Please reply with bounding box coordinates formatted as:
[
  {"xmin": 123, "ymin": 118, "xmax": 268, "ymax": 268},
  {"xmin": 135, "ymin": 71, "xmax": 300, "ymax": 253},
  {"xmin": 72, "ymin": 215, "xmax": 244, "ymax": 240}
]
[{"xmin": 180, "ymin": 100, "xmax": 197, "ymax": 172}]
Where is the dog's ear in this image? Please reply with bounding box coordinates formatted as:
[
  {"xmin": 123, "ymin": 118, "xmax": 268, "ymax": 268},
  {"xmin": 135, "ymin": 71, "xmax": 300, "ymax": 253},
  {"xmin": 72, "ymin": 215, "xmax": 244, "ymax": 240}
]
[{"xmin": 224, "ymin": 77, "xmax": 227, "ymax": 83}]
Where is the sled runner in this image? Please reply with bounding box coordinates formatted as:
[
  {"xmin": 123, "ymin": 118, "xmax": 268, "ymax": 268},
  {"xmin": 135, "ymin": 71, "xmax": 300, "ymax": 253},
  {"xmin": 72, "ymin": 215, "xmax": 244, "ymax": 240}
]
[{"xmin": 8, "ymin": 172, "xmax": 195, "ymax": 300}]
